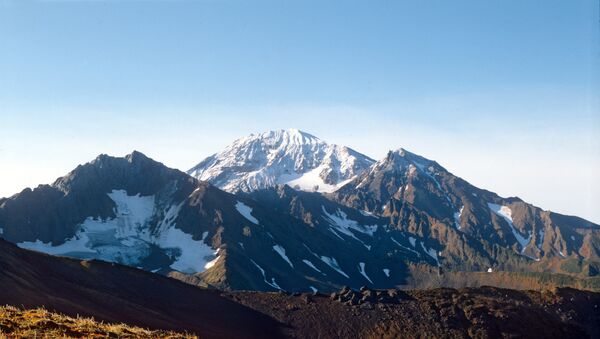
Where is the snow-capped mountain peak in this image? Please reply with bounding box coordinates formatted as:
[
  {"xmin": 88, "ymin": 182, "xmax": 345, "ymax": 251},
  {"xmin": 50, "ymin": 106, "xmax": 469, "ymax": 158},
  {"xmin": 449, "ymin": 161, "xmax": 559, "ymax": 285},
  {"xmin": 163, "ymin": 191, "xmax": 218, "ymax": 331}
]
[{"xmin": 188, "ymin": 129, "xmax": 375, "ymax": 193}]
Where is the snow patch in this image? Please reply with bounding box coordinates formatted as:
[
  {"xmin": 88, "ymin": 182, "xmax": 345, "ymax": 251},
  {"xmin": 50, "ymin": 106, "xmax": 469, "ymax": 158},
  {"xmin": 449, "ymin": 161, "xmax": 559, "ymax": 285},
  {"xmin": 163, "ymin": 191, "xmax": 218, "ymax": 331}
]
[
  {"xmin": 420, "ymin": 241, "xmax": 440, "ymax": 266},
  {"xmin": 391, "ymin": 237, "xmax": 420, "ymax": 256},
  {"xmin": 235, "ymin": 201, "xmax": 259, "ymax": 224},
  {"xmin": 204, "ymin": 249, "xmax": 221, "ymax": 269},
  {"xmin": 320, "ymin": 256, "xmax": 349, "ymax": 278},
  {"xmin": 309, "ymin": 286, "xmax": 318, "ymax": 293},
  {"xmin": 358, "ymin": 262, "xmax": 373, "ymax": 284},
  {"xmin": 302, "ymin": 244, "xmax": 320, "ymax": 258},
  {"xmin": 322, "ymin": 206, "xmax": 378, "ymax": 237},
  {"xmin": 537, "ymin": 228, "xmax": 545, "ymax": 250},
  {"xmin": 359, "ymin": 210, "xmax": 374, "ymax": 217},
  {"xmin": 279, "ymin": 166, "xmax": 355, "ymax": 193},
  {"xmin": 273, "ymin": 244, "xmax": 294, "ymax": 268},
  {"xmin": 407, "ymin": 164, "xmax": 417, "ymax": 176},
  {"xmin": 157, "ymin": 223, "xmax": 215, "ymax": 273},
  {"xmin": 250, "ymin": 259, "xmax": 282, "ymax": 290},
  {"xmin": 413, "ymin": 161, "xmax": 451, "ymax": 204},
  {"xmin": 18, "ymin": 238, "xmax": 95, "ymax": 257},
  {"xmin": 488, "ymin": 203, "xmax": 532, "ymax": 253},
  {"xmin": 302, "ymin": 259, "xmax": 323, "ymax": 273},
  {"xmin": 408, "ymin": 236, "xmax": 417, "ymax": 247},
  {"xmin": 454, "ymin": 206, "xmax": 464, "ymax": 230},
  {"xmin": 383, "ymin": 268, "xmax": 390, "ymax": 277}
]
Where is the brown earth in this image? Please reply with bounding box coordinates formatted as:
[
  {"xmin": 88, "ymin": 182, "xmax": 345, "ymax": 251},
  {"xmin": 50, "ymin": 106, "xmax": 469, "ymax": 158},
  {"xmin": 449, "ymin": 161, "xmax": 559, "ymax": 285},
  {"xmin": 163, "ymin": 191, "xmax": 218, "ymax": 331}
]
[{"xmin": 229, "ymin": 286, "xmax": 600, "ymax": 339}]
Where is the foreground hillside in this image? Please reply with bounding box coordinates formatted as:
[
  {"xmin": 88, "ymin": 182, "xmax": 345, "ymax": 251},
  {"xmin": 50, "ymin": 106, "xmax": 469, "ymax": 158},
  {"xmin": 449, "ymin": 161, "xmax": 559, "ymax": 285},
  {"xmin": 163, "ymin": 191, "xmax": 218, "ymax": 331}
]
[
  {"xmin": 230, "ymin": 286, "xmax": 600, "ymax": 339},
  {"xmin": 1, "ymin": 239, "xmax": 599, "ymax": 338},
  {"xmin": 0, "ymin": 239, "xmax": 281, "ymax": 338},
  {"xmin": 0, "ymin": 306, "xmax": 195, "ymax": 338},
  {"xmin": 2, "ymin": 287, "xmax": 599, "ymax": 339}
]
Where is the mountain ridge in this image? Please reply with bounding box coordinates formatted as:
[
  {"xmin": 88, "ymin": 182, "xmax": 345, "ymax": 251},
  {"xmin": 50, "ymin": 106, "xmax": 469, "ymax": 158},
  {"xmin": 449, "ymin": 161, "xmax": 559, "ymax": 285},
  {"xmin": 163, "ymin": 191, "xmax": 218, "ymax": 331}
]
[{"xmin": 1, "ymin": 130, "xmax": 598, "ymax": 293}]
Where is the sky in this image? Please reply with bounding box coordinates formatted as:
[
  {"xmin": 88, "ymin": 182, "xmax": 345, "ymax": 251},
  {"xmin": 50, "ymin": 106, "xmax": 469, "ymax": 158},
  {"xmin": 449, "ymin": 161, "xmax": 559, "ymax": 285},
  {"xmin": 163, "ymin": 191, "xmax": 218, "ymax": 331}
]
[{"xmin": 1, "ymin": 0, "xmax": 599, "ymax": 222}]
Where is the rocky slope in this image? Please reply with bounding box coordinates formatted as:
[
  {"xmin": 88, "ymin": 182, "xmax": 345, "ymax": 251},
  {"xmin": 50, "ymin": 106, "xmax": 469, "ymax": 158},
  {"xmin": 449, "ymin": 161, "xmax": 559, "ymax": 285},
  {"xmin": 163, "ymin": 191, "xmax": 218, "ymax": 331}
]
[
  {"xmin": 0, "ymin": 151, "xmax": 224, "ymax": 275},
  {"xmin": 332, "ymin": 148, "xmax": 600, "ymax": 275},
  {"xmin": 0, "ymin": 239, "xmax": 281, "ymax": 338},
  {"xmin": 188, "ymin": 131, "xmax": 600, "ymax": 278},
  {"xmin": 234, "ymin": 286, "xmax": 600, "ymax": 339},
  {"xmin": 188, "ymin": 129, "xmax": 374, "ymax": 193}
]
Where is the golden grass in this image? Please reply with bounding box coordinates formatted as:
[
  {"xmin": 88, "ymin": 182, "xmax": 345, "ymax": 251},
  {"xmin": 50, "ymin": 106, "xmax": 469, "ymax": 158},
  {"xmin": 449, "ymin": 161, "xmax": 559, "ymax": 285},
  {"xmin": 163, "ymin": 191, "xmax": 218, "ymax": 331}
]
[{"xmin": 0, "ymin": 305, "xmax": 197, "ymax": 338}]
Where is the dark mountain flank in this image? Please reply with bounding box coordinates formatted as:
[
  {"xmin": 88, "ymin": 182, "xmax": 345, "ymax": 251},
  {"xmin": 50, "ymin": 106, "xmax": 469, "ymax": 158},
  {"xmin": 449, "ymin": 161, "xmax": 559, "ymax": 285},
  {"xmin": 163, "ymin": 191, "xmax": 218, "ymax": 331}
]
[
  {"xmin": 332, "ymin": 149, "xmax": 600, "ymax": 277},
  {"xmin": 0, "ymin": 239, "xmax": 282, "ymax": 338}
]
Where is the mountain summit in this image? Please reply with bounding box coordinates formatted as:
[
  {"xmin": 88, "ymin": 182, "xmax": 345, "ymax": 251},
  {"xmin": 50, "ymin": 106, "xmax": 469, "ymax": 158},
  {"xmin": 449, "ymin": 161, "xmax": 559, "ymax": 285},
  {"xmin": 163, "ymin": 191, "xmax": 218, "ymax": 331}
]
[{"xmin": 188, "ymin": 129, "xmax": 375, "ymax": 193}]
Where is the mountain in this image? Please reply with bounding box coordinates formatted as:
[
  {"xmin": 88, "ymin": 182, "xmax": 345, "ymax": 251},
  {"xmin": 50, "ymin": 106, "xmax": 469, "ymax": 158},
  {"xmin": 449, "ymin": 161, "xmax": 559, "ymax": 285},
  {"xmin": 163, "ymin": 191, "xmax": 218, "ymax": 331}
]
[
  {"xmin": 0, "ymin": 151, "xmax": 435, "ymax": 292},
  {"xmin": 188, "ymin": 129, "xmax": 375, "ymax": 193},
  {"xmin": 1, "ymin": 135, "xmax": 599, "ymax": 293},
  {"xmin": 0, "ymin": 151, "xmax": 221, "ymax": 275},
  {"xmin": 3, "ymin": 239, "xmax": 599, "ymax": 338},
  {"xmin": 332, "ymin": 148, "xmax": 600, "ymax": 274}
]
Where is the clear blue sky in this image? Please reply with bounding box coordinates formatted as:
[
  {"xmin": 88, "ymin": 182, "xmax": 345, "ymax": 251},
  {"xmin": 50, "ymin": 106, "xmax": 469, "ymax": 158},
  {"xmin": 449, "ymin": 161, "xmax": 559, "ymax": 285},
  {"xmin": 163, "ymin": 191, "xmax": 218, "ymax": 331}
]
[{"xmin": 1, "ymin": 0, "xmax": 599, "ymax": 222}]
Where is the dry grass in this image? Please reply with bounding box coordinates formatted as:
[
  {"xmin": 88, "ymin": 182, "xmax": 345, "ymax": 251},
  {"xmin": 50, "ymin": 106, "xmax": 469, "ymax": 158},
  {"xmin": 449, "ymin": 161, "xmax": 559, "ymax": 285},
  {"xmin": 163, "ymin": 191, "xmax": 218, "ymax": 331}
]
[{"xmin": 0, "ymin": 305, "xmax": 197, "ymax": 338}]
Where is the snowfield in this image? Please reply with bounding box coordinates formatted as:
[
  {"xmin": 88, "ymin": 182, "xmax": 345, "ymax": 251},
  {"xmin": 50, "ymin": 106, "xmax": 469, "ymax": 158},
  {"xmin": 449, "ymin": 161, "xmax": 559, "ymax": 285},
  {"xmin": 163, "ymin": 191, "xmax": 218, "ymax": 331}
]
[
  {"xmin": 188, "ymin": 129, "xmax": 374, "ymax": 193},
  {"xmin": 18, "ymin": 190, "xmax": 216, "ymax": 274},
  {"xmin": 321, "ymin": 206, "xmax": 378, "ymax": 237}
]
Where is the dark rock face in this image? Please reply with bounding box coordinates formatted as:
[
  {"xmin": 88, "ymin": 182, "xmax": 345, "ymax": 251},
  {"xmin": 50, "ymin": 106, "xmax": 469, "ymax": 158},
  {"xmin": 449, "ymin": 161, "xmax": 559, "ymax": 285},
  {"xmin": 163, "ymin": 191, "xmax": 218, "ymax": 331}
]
[
  {"xmin": 0, "ymin": 152, "xmax": 223, "ymax": 276},
  {"xmin": 0, "ymin": 151, "xmax": 197, "ymax": 244}
]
